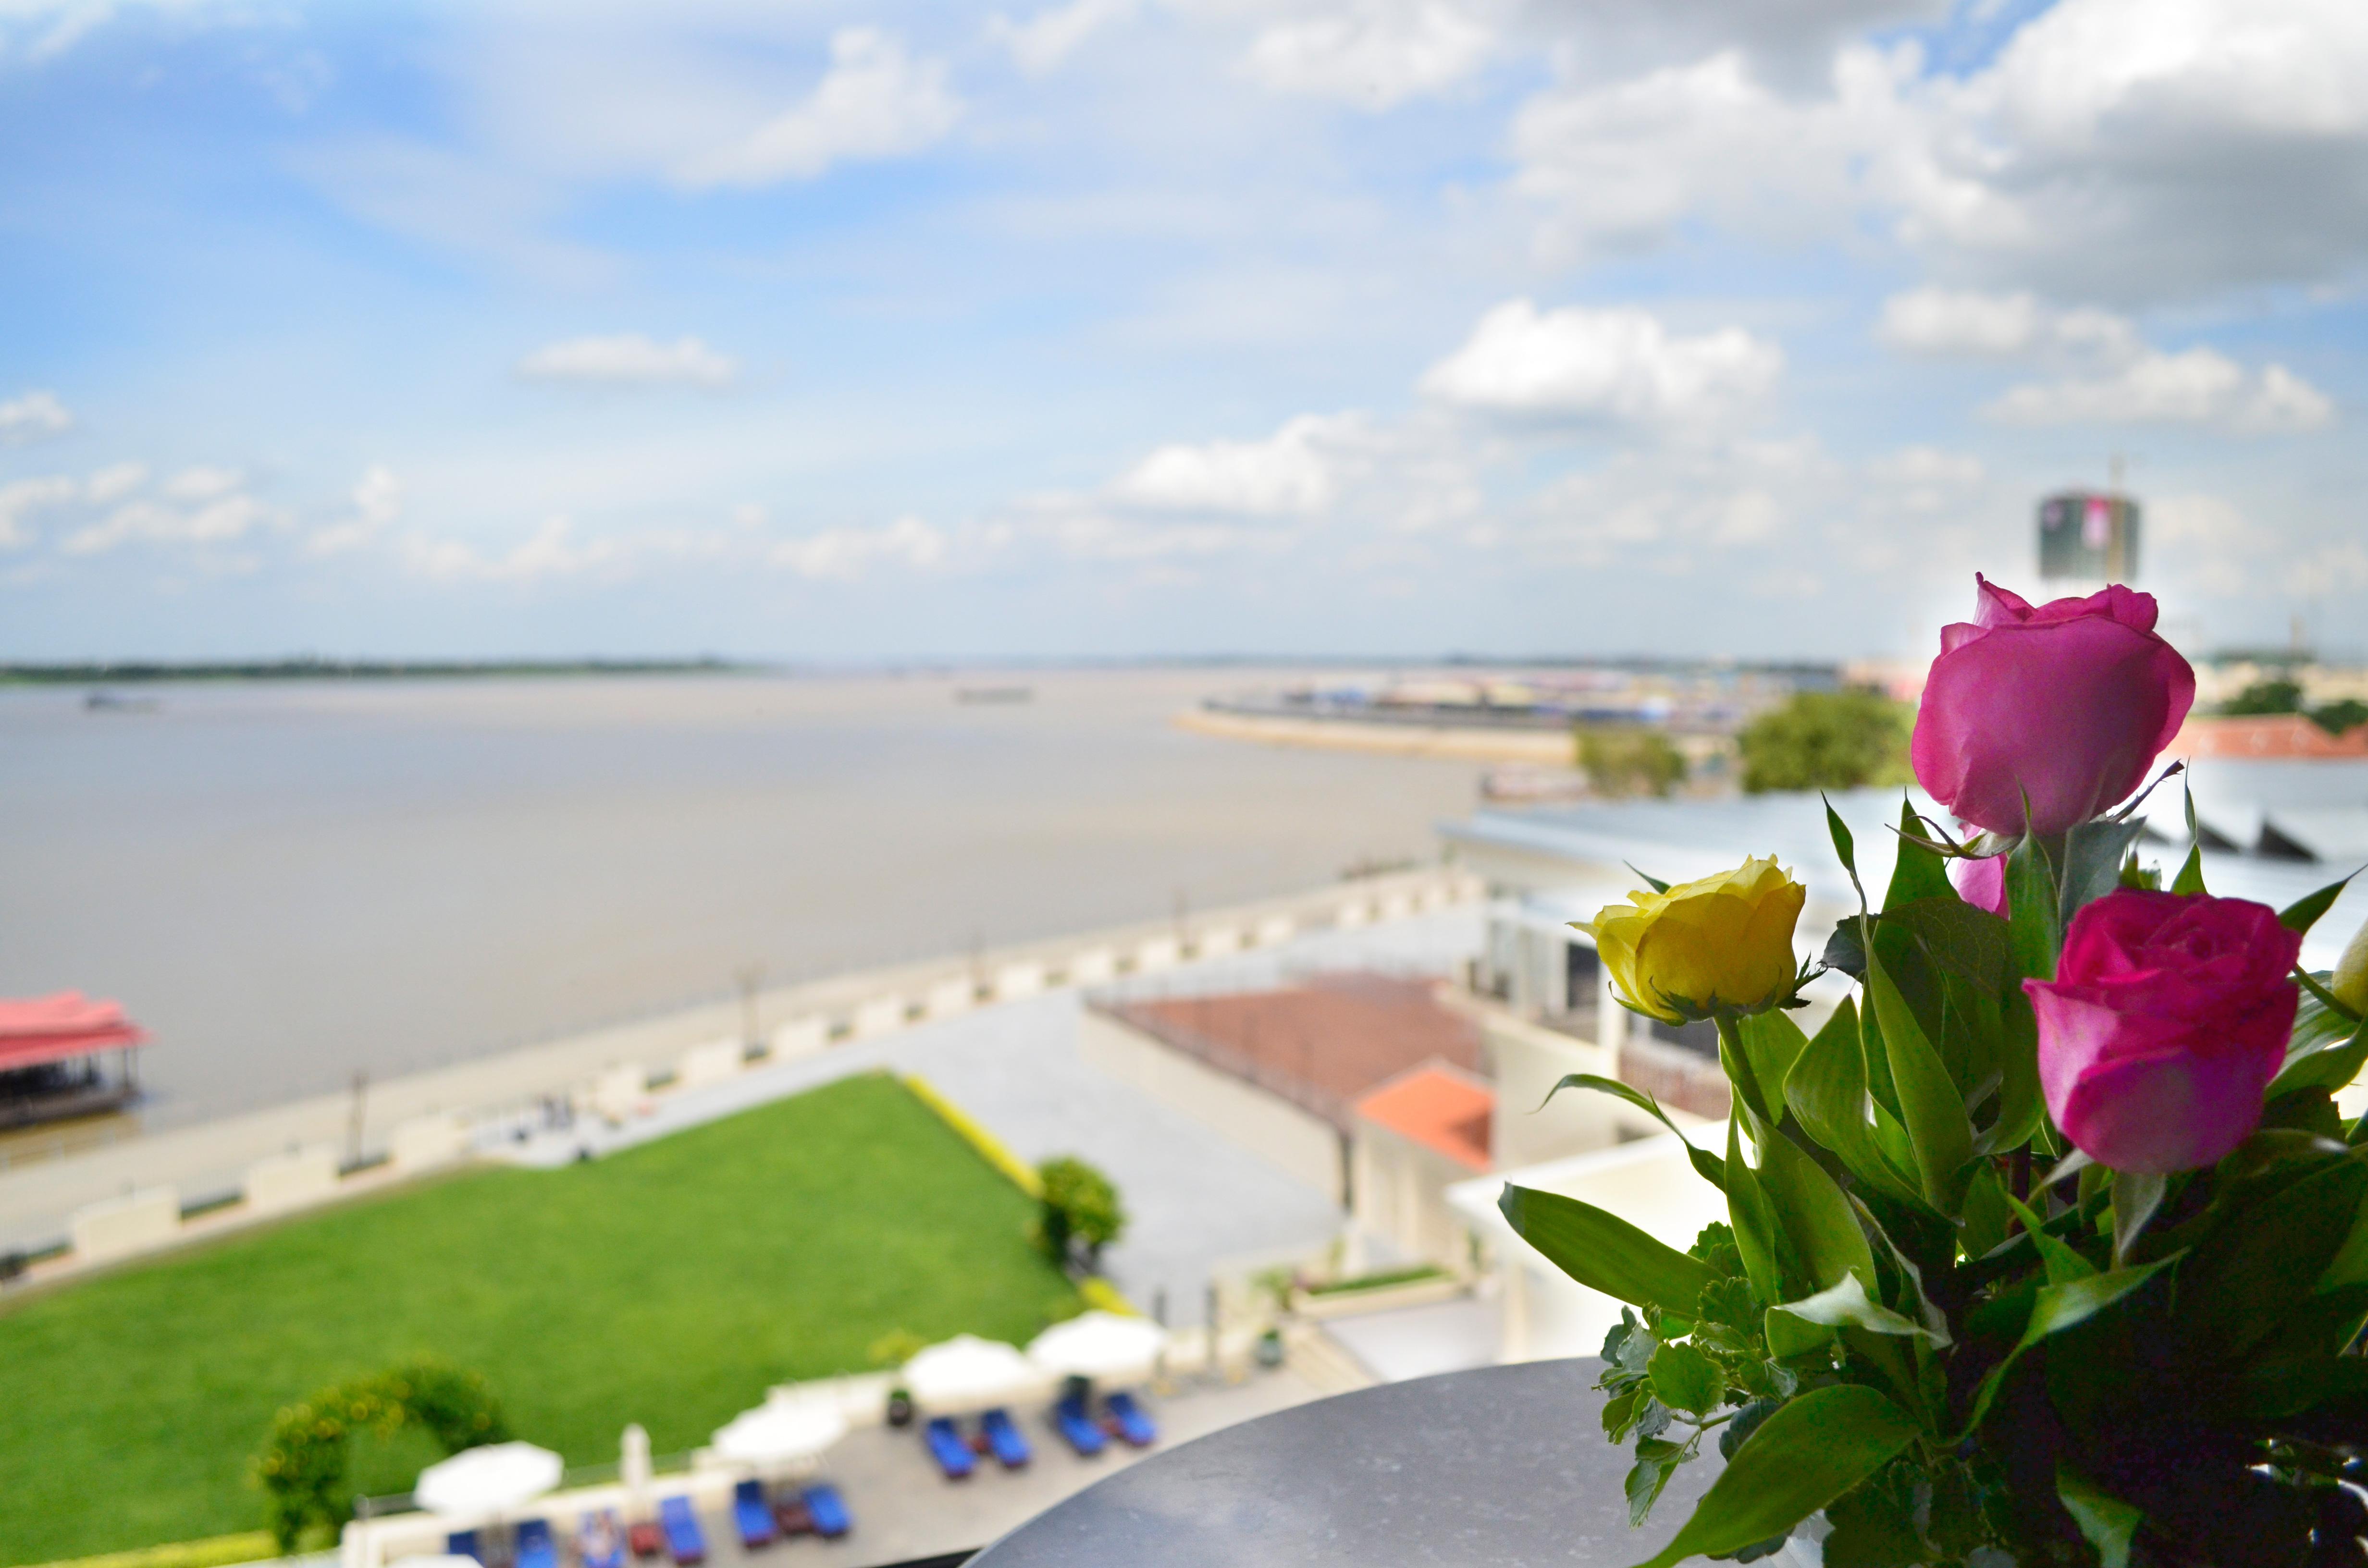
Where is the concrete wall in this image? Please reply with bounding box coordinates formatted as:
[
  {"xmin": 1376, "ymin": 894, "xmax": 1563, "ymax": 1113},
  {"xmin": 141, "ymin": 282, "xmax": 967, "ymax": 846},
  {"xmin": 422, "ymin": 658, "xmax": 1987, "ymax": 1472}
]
[
  {"xmin": 678, "ymin": 1038, "xmax": 744, "ymax": 1090},
  {"xmin": 992, "ymin": 961, "xmax": 1045, "ymax": 1001},
  {"xmin": 1482, "ymin": 1009, "xmax": 1656, "ymax": 1171},
  {"xmin": 1134, "ymin": 936, "xmax": 1180, "ymax": 973},
  {"xmin": 1065, "ymin": 948, "xmax": 1117, "ymax": 985},
  {"xmin": 1194, "ymin": 927, "xmax": 1241, "ymax": 958},
  {"xmin": 388, "ymin": 1112, "xmax": 468, "ymax": 1174},
  {"xmin": 770, "ymin": 1017, "xmax": 828, "ymax": 1058},
  {"xmin": 1351, "ymin": 1125, "xmax": 1475, "ymax": 1268},
  {"xmin": 69, "ymin": 1186, "xmax": 179, "ymax": 1264},
  {"xmin": 851, "ymin": 995, "xmax": 905, "ymax": 1037},
  {"xmin": 245, "ymin": 1144, "xmax": 340, "ymax": 1214},
  {"xmin": 924, "ymin": 977, "xmax": 976, "ymax": 1018},
  {"xmin": 1253, "ymin": 915, "xmax": 1296, "ymax": 947},
  {"xmin": 1078, "ymin": 1012, "xmax": 1342, "ymax": 1200},
  {"xmin": 591, "ymin": 1064, "xmax": 648, "ymax": 1122}
]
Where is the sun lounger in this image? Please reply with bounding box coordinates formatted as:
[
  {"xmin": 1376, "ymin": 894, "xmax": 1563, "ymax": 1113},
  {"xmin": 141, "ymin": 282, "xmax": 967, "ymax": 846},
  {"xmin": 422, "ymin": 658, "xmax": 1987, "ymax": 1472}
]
[
  {"xmin": 513, "ymin": 1519, "xmax": 557, "ymax": 1568},
  {"xmin": 659, "ymin": 1496, "xmax": 706, "ymax": 1566},
  {"xmin": 578, "ymin": 1510, "xmax": 625, "ymax": 1568},
  {"xmin": 924, "ymin": 1415, "xmax": 977, "ymax": 1479},
  {"xmin": 1106, "ymin": 1390, "xmax": 1158, "ymax": 1447},
  {"xmin": 980, "ymin": 1407, "xmax": 1032, "ymax": 1468},
  {"xmin": 802, "ymin": 1482, "xmax": 852, "ymax": 1539},
  {"xmin": 1053, "ymin": 1394, "xmax": 1107, "ymax": 1457},
  {"xmin": 732, "ymin": 1479, "xmax": 777, "ymax": 1550},
  {"xmin": 445, "ymin": 1531, "xmax": 482, "ymax": 1565}
]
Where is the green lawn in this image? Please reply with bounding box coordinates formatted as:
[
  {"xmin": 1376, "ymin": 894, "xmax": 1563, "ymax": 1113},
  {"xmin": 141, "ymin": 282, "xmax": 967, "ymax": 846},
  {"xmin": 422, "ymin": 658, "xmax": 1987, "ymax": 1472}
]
[{"xmin": 0, "ymin": 1072, "xmax": 1078, "ymax": 1565}]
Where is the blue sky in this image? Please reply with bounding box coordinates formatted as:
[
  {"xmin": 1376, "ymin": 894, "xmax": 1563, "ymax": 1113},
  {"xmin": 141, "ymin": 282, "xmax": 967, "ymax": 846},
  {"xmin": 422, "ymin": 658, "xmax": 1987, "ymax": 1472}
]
[{"xmin": 2, "ymin": 0, "xmax": 2363, "ymax": 661}]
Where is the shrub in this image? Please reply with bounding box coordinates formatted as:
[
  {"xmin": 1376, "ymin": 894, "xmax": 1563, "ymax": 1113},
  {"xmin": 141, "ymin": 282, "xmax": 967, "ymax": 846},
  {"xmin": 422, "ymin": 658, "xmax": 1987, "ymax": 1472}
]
[
  {"xmin": 2308, "ymin": 696, "xmax": 2368, "ymax": 735},
  {"xmin": 1736, "ymin": 688, "xmax": 1911, "ymax": 794},
  {"xmin": 1574, "ymin": 726, "xmax": 1686, "ymax": 798},
  {"xmin": 1035, "ymin": 1156, "xmax": 1125, "ymax": 1268},
  {"xmin": 253, "ymin": 1358, "xmax": 509, "ymax": 1551},
  {"xmin": 2220, "ymin": 676, "xmax": 2303, "ymax": 715}
]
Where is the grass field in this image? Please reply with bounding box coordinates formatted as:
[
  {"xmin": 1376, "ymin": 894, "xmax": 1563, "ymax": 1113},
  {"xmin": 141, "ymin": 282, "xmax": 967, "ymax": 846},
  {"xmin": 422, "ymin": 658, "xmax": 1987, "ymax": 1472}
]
[{"xmin": 0, "ymin": 1072, "xmax": 1079, "ymax": 1565}]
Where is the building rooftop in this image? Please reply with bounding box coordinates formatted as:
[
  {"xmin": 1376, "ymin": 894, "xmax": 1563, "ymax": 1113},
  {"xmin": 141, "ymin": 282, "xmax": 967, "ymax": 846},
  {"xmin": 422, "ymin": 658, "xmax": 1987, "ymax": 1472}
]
[
  {"xmin": 1097, "ymin": 973, "xmax": 1483, "ymax": 1129},
  {"xmin": 1353, "ymin": 1063, "xmax": 1493, "ymax": 1172}
]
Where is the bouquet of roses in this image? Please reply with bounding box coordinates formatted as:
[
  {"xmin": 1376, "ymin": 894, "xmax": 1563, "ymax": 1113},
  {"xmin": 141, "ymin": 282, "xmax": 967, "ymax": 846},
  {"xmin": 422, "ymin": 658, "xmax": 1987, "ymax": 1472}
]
[{"xmin": 1503, "ymin": 576, "xmax": 2368, "ymax": 1568}]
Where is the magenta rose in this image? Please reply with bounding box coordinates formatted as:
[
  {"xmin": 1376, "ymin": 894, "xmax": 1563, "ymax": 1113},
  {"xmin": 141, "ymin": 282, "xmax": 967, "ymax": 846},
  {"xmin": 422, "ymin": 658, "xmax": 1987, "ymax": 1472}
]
[
  {"xmin": 2025, "ymin": 889, "xmax": 2302, "ymax": 1173},
  {"xmin": 1948, "ymin": 853, "xmax": 2009, "ymax": 919},
  {"xmin": 1912, "ymin": 576, "xmax": 2195, "ymax": 837}
]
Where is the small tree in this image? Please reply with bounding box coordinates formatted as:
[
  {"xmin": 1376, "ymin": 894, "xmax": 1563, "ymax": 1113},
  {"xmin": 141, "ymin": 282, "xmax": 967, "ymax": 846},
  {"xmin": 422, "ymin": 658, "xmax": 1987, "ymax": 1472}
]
[
  {"xmin": 1036, "ymin": 1156, "xmax": 1125, "ymax": 1269},
  {"xmin": 1574, "ymin": 726, "xmax": 1686, "ymax": 798},
  {"xmin": 2220, "ymin": 676, "xmax": 2303, "ymax": 715},
  {"xmin": 1736, "ymin": 689, "xmax": 1911, "ymax": 794},
  {"xmin": 2307, "ymin": 697, "xmax": 2368, "ymax": 736}
]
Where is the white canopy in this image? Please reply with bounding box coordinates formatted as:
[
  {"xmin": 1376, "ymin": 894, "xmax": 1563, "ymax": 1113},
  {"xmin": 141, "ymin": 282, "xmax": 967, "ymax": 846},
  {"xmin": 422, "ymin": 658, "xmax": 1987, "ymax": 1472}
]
[
  {"xmin": 711, "ymin": 1397, "xmax": 849, "ymax": 1466},
  {"xmin": 414, "ymin": 1442, "xmax": 564, "ymax": 1517},
  {"xmin": 901, "ymin": 1334, "xmax": 1048, "ymax": 1415},
  {"xmin": 1027, "ymin": 1311, "xmax": 1168, "ymax": 1384}
]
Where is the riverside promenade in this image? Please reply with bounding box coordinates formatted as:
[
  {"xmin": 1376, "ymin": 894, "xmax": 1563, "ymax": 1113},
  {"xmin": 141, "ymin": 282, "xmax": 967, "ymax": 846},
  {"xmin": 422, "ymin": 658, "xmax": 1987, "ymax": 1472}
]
[{"xmin": 0, "ymin": 868, "xmax": 1475, "ymax": 1258}]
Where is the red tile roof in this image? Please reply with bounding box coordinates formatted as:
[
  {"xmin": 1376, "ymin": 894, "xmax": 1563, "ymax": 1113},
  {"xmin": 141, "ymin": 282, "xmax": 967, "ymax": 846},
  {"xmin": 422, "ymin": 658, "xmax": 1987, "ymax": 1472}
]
[
  {"xmin": 1098, "ymin": 972, "xmax": 1482, "ymax": 1129},
  {"xmin": 1354, "ymin": 1063, "xmax": 1494, "ymax": 1171}
]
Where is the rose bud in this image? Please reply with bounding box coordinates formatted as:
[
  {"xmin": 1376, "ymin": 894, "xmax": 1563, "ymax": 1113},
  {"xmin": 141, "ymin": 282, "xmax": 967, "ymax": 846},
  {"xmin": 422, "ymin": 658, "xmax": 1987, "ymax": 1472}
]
[
  {"xmin": 1912, "ymin": 576, "xmax": 2195, "ymax": 838},
  {"xmin": 1581, "ymin": 857, "xmax": 1806, "ymax": 1023},
  {"xmin": 2026, "ymin": 888, "xmax": 2303, "ymax": 1173}
]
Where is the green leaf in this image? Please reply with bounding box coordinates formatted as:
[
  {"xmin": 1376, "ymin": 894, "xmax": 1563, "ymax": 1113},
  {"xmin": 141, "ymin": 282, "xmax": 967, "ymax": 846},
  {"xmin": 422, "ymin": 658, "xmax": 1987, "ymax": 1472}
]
[
  {"xmin": 2281, "ymin": 869, "xmax": 2362, "ymax": 936},
  {"xmin": 2059, "ymin": 819, "xmax": 2148, "ymax": 926},
  {"xmin": 1627, "ymin": 1438, "xmax": 1685, "ymax": 1527},
  {"xmin": 1960, "ymin": 1256, "xmax": 2177, "ymax": 1434},
  {"xmin": 1957, "ymin": 1163, "xmax": 2012, "ymax": 1265},
  {"xmin": 1625, "ymin": 1386, "xmax": 1923, "ymax": 1568},
  {"xmin": 1770, "ymin": 1272, "xmax": 1949, "ymax": 1346},
  {"xmin": 2170, "ymin": 843, "xmax": 2207, "ymax": 896},
  {"xmin": 1882, "ymin": 803, "xmax": 1955, "ymax": 911},
  {"xmin": 1723, "ymin": 1115, "xmax": 1784, "ymax": 1306},
  {"xmin": 2294, "ymin": 968, "xmax": 2366, "ymax": 1032},
  {"xmin": 1628, "ymin": 861, "xmax": 1674, "ymax": 895},
  {"xmin": 1762, "ymin": 1306, "xmax": 1832, "ymax": 1360},
  {"xmin": 1498, "ymin": 1185, "xmax": 1718, "ymax": 1316},
  {"xmin": 2111, "ymin": 1169, "xmax": 2167, "ymax": 1266},
  {"xmin": 1825, "ymin": 796, "xmax": 1861, "ymax": 891},
  {"xmin": 1785, "ymin": 1000, "xmax": 1920, "ymax": 1206},
  {"xmin": 2005, "ymin": 836, "xmax": 2062, "ymax": 985},
  {"xmin": 2001, "ymin": 1191, "xmax": 2097, "ymax": 1284},
  {"xmin": 2182, "ymin": 1153, "xmax": 2368, "ymax": 1355},
  {"xmin": 2057, "ymin": 1466, "xmax": 2143, "ymax": 1568},
  {"xmin": 1881, "ymin": 896, "xmax": 2013, "ymax": 994},
  {"xmin": 1542, "ymin": 1073, "xmax": 1727, "ymax": 1189},
  {"xmin": 1754, "ymin": 1122, "xmax": 1878, "ymax": 1299},
  {"xmin": 1736, "ymin": 1012, "xmax": 1811, "ymax": 1128},
  {"xmin": 1602, "ymin": 1384, "xmax": 1641, "ymax": 1438},
  {"xmin": 1865, "ymin": 948, "xmax": 1976, "ymax": 1213},
  {"xmin": 1648, "ymin": 1341, "xmax": 1726, "ymax": 1417},
  {"xmin": 1820, "ymin": 916, "xmax": 1866, "ymax": 981}
]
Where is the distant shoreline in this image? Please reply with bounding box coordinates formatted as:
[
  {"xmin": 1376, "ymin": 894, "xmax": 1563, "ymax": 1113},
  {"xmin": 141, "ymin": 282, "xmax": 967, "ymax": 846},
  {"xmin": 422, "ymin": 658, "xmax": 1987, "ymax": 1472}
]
[{"xmin": 0, "ymin": 657, "xmax": 747, "ymax": 685}]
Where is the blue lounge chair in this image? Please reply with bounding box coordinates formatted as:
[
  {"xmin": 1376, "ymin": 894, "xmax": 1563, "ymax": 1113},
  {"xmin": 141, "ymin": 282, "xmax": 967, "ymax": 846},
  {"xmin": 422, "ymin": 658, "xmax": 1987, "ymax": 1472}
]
[
  {"xmin": 732, "ymin": 1479, "xmax": 777, "ymax": 1549},
  {"xmin": 577, "ymin": 1510, "xmax": 624, "ymax": 1568},
  {"xmin": 445, "ymin": 1531, "xmax": 482, "ymax": 1565},
  {"xmin": 1106, "ymin": 1391, "xmax": 1158, "ymax": 1447},
  {"xmin": 981, "ymin": 1407, "xmax": 1032, "ymax": 1468},
  {"xmin": 513, "ymin": 1519, "xmax": 556, "ymax": 1568},
  {"xmin": 802, "ymin": 1482, "xmax": 851, "ymax": 1539},
  {"xmin": 924, "ymin": 1415, "xmax": 976, "ymax": 1479},
  {"xmin": 658, "ymin": 1496, "xmax": 706, "ymax": 1566},
  {"xmin": 1053, "ymin": 1394, "xmax": 1107, "ymax": 1457}
]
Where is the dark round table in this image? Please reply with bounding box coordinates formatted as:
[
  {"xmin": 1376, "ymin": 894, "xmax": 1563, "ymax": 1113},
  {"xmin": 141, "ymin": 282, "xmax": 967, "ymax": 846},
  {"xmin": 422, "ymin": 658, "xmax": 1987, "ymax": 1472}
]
[{"xmin": 970, "ymin": 1359, "xmax": 1723, "ymax": 1567}]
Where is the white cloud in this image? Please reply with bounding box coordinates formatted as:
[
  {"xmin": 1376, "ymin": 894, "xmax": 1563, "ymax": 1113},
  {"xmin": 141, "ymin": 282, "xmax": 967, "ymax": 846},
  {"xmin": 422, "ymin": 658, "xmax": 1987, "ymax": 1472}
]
[
  {"xmin": 0, "ymin": 389, "xmax": 73, "ymax": 446},
  {"xmin": 163, "ymin": 464, "xmax": 244, "ymax": 502},
  {"xmin": 1878, "ymin": 288, "xmax": 2144, "ymax": 361},
  {"xmin": 1985, "ymin": 349, "xmax": 2334, "ymax": 432},
  {"xmin": 1238, "ymin": 0, "xmax": 1494, "ymax": 110},
  {"xmin": 0, "ymin": 476, "xmax": 77, "ymax": 549},
  {"xmin": 771, "ymin": 515, "xmax": 946, "ymax": 580},
  {"xmin": 307, "ymin": 465, "xmax": 403, "ymax": 556},
  {"xmin": 515, "ymin": 334, "xmax": 740, "ymax": 389},
  {"xmin": 84, "ymin": 461, "xmax": 147, "ymax": 503},
  {"xmin": 1420, "ymin": 300, "xmax": 1781, "ymax": 423},
  {"xmin": 990, "ymin": 0, "xmax": 1135, "ymax": 75},
  {"xmin": 62, "ymin": 493, "xmax": 268, "ymax": 554},
  {"xmin": 405, "ymin": 515, "xmax": 619, "ymax": 583},
  {"xmin": 1110, "ymin": 413, "xmax": 1360, "ymax": 515},
  {"xmin": 676, "ymin": 29, "xmax": 960, "ymax": 187}
]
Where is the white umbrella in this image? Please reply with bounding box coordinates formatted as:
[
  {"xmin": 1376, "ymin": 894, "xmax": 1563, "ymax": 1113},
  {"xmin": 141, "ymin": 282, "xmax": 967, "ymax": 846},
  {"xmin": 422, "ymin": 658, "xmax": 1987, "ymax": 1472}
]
[
  {"xmin": 901, "ymin": 1334, "xmax": 1048, "ymax": 1415},
  {"xmin": 414, "ymin": 1442, "xmax": 564, "ymax": 1517},
  {"xmin": 711, "ymin": 1398, "xmax": 848, "ymax": 1467},
  {"xmin": 1027, "ymin": 1311, "xmax": 1168, "ymax": 1385},
  {"xmin": 392, "ymin": 1556, "xmax": 485, "ymax": 1568}
]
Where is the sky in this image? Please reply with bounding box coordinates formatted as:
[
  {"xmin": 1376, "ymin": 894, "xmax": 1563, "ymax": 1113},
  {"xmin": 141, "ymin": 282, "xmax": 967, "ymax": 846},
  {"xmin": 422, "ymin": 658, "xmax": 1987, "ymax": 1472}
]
[{"xmin": 1, "ymin": 0, "xmax": 2364, "ymax": 662}]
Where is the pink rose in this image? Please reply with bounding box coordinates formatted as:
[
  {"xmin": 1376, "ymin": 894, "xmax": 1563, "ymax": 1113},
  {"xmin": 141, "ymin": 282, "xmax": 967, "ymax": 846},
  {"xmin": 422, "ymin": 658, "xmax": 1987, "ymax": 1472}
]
[
  {"xmin": 1911, "ymin": 576, "xmax": 2195, "ymax": 837},
  {"xmin": 2025, "ymin": 889, "xmax": 2302, "ymax": 1173},
  {"xmin": 1948, "ymin": 853, "xmax": 2009, "ymax": 919}
]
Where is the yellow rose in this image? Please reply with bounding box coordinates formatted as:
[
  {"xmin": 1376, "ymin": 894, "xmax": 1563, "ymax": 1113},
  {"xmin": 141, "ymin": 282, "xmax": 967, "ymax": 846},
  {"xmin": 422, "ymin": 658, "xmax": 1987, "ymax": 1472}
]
[
  {"xmin": 1579, "ymin": 856, "xmax": 1807, "ymax": 1023},
  {"xmin": 2335, "ymin": 916, "xmax": 2368, "ymax": 1017}
]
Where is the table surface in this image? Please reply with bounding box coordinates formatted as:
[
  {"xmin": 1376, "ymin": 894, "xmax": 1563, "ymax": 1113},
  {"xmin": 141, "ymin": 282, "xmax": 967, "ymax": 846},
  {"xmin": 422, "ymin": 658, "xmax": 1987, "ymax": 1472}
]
[{"xmin": 968, "ymin": 1359, "xmax": 1723, "ymax": 1567}]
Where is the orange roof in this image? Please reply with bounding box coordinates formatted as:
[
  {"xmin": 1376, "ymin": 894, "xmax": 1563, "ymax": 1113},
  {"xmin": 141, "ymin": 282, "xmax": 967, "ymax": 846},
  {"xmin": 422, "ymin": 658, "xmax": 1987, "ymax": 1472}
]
[
  {"xmin": 2169, "ymin": 714, "xmax": 2368, "ymax": 760},
  {"xmin": 1355, "ymin": 1062, "xmax": 1493, "ymax": 1172}
]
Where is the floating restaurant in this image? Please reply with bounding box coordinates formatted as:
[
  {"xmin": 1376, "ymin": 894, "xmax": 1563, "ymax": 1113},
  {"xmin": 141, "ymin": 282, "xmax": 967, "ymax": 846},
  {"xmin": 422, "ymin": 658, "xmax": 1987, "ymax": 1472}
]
[{"xmin": 0, "ymin": 992, "xmax": 149, "ymax": 1132}]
